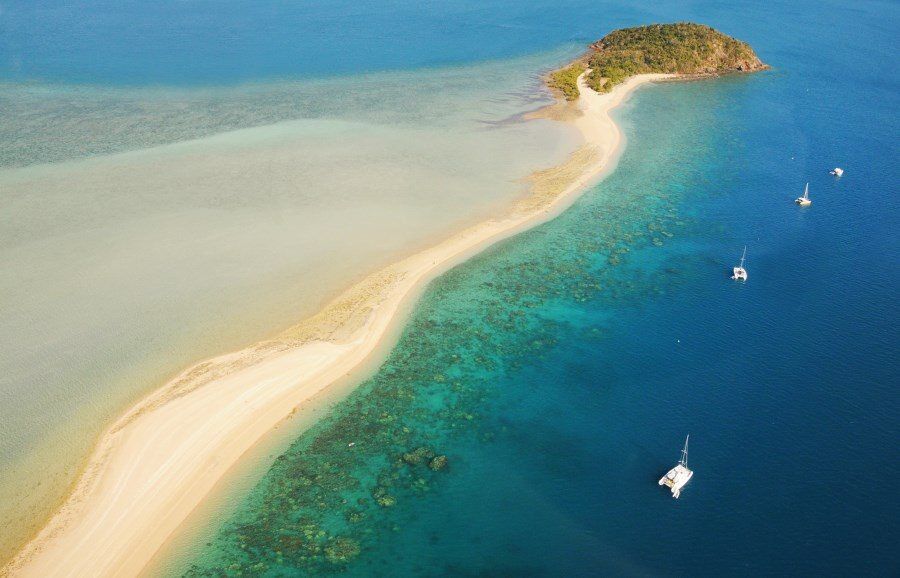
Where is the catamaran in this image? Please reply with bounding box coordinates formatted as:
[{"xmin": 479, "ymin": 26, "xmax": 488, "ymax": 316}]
[
  {"xmin": 731, "ymin": 246, "xmax": 748, "ymax": 281},
  {"xmin": 659, "ymin": 435, "xmax": 693, "ymax": 498},
  {"xmin": 795, "ymin": 182, "xmax": 812, "ymax": 206}
]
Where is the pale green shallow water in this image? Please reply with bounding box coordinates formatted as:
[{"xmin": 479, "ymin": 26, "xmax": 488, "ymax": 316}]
[{"xmin": 0, "ymin": 49, "xmax": 580, "ymax": 561}]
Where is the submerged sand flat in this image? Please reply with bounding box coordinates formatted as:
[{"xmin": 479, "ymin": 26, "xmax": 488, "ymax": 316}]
[
  {"xmin": 0, "ymin": 53, "xmax": 580, "ymax": 562},
  {"xmin": 3, "ymin": 72, "xmax": 671, "ymax": 577}
]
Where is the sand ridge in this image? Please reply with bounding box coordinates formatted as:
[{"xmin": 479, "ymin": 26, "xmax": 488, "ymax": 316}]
[{"xmin": 3, "ymin": 72, "xmax": 673, "ymax": 578}]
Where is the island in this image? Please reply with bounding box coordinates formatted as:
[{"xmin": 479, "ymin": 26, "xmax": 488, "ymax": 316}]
[{"xmin": 549, "ymin": 22, "xmax": 768, "ymax": 100}]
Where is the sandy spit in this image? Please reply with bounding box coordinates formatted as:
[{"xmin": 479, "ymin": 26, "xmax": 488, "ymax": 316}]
[{"xmin": 3, "ymin": 72, "xmax": 673, "ymax": 578}]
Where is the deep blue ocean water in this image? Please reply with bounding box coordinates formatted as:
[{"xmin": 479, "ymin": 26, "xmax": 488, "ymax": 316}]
[
  {"xmin": 1, "ymin": 0, "xmax": 752, "ymax": 85},
  {"xmin": 171, "ymin": 0, "xmax": 898, "ymax": 574},
  {"xmin": 4, "ymin": 0, "xmax": 898, "ymax": 575}
]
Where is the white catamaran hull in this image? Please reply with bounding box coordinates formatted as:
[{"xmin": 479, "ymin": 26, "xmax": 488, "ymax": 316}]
[
  {"xmin": 660, "ymin": 435, "xmax": 693, "ymax": 498},
  {"xmin": 659, "ymin": 464, "xmax": 693, "ymax": 498}
]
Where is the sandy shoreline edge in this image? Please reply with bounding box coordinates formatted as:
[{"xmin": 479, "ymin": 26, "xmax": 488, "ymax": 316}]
[{"xmin": 3, "ymin": 72, "xmax": 672, "ymax": 578}]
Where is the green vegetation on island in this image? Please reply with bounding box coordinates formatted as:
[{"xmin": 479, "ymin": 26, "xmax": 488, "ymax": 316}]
[
  {"xmin": 548, "ymin": 62, "xmax": 587, "ymax": 101},
  {"xmin": 547, "ymin": 22, "xmax": 766, "ymax": 100}
]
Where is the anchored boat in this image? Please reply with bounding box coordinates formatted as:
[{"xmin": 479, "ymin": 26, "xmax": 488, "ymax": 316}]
[
  {"xmin": 795, "ymin": 182, "xmax": 812, "ymax": 206},
  {"xmin": 659, "ymin": 435, "xmax": 693, "ymax": 498},
  {"xmin": 731, "ymin": 246, "xmax": 748, "ymax": 281}
]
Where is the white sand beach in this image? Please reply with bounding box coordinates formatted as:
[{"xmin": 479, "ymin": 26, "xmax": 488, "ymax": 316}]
[{"xmin": 3, "ymin": 72, "xmax": 672, "ymax": 578}]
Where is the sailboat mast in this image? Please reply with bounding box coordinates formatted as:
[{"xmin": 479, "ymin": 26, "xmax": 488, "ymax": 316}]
[
  {"xmin": 680, "ymin": 435, "xmax": 689, "ymax": 467},
  {"xmin": 740, "ymin": 246, "xmax": 746, "ymax": 268},
  {"xmin": 804, "ymin": 182, "xmax": 809, "ymax": 200}
]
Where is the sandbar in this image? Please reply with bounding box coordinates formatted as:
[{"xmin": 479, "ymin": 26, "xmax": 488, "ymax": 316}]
[{"xmin": 3, "ymin": 72, "xmax": 672, "ymax": 578}]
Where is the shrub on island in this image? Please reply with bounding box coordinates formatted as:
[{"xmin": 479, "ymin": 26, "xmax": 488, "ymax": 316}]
[{"xmin": 548, "ymin": 62, "xmax": 587, "ymax": 101}]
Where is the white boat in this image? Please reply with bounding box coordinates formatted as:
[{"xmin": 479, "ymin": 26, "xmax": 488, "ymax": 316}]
[
  {"xmin": 795, "ymin": 182, "xmax": 812, "ymax": 206},
  {"xmin": 830, "ymin": 167, "xmax": 844, "ymax": 177},
  {"xmin": 659, "ymin": 435, "xmax": 693, "ymax": 499},
  {"xmin": 731, "ymin": 246, "xmax": 748, "ymax": 281}
]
